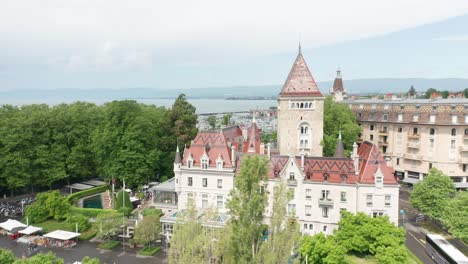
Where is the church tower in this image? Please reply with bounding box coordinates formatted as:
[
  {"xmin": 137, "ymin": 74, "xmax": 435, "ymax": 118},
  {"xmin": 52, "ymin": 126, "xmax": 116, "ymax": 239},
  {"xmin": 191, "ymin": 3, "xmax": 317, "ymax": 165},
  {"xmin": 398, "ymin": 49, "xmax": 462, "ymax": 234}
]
[{"xmin": 277, "ymin": 45, "xmax": 324, "ymax": 157}]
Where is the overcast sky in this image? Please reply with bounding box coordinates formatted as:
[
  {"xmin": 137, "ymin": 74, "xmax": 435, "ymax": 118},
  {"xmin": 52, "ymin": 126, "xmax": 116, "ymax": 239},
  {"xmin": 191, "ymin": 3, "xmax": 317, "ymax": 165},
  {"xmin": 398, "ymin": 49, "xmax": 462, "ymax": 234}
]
[{"xmin": 2, "ymin": 0, "xmax": 468, "ymax": 90}]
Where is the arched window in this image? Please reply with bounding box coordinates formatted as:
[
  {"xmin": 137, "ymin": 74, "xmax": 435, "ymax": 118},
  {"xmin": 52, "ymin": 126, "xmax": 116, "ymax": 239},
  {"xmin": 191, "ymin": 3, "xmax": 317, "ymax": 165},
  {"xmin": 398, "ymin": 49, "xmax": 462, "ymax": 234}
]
[
  {"xmin": 465, "ymin": 128, "xmax": 468, "ymax": 136},
  {"xmin": 451, "ymin": 128, "xmax": 457, "ymax": 136},
  {"xmin": 300, "ymin": 103, "xmax": 304, "ymax": 108}
]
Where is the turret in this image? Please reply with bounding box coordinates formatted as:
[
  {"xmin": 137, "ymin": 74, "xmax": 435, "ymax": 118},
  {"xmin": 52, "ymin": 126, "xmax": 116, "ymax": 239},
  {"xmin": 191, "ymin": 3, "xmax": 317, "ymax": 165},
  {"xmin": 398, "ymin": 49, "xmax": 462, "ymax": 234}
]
[
  {"xmin": 174, "ymin": 145, "xmax": 182, "ymax": 171},
  {"xmin": 333, "ymin": 130, "xmax": 345, "ymax": 158}
]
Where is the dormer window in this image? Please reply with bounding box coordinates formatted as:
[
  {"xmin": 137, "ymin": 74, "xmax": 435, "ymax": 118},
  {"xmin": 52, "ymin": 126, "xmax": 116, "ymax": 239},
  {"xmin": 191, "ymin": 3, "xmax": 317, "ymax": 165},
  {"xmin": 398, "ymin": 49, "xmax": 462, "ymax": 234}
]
[
  {"xmin": 216, "ymin": 156, "xmax": 223, "ymax": 170},
  {"xmin": 187, "ymin": 158, "xmax": 193, "ymax": 168},
  {"xmin": 306, "ymin": 171, "xmax": 312, "ymax": 180},
  {"xmin": 323, "ymin": 173, "xmax": 329, "ymax": 182},
  {"xmin": 341, "ymin": 174, "xmax": 347, "ymax": 183},
  {"xmin": 201, "ymin": 158, "xmax": 209, "ymax": 169},
  {"xmin": 274, "ymin": 169, "xmax": 280, "ymax": 177}
]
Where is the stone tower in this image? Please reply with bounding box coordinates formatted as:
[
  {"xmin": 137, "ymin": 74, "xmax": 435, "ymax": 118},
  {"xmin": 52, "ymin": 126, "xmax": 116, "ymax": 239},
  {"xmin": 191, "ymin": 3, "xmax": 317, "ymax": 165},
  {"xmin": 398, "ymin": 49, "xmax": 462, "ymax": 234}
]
[
  {"xmin": 330, "ymin": 69, "xmax": 345, "ymax": 102},
  {"xmin": 277, "ymin": 46, "xmax": 324, "ymax": 157}
]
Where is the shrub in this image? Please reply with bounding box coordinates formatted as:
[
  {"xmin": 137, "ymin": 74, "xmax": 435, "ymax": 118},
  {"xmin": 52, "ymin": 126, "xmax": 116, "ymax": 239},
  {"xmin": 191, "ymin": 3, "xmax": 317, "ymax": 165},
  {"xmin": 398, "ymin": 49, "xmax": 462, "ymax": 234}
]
[
  {"xmin": 143, "ymin": 208, "xmax": 163, "ymax": 217},
  {"xmin": 115, "ymin": 190, "xmax": 133, "ymax": 210},
  {"xmin": 79, "ymin": 229, "xmax": 98, "ymax": 241},
  {"xmin": 138, "ymin": 246, "xmax": 160, "ymax": 256},
  {"xmin": 117, "ymin": 207, "xmax": 133, "ymax": 216},
  {"xmin": 25, "ymin": 191, "xmax": 70, "ymax": 223},
  {"xmin": 66, "ymin": 214, "xmax": 91, "ymax": 232}
]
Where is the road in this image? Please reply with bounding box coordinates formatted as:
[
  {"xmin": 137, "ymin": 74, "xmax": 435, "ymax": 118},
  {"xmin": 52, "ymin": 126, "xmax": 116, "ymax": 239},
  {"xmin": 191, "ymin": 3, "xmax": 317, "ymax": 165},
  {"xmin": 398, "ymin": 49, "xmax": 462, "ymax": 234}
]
[{"xmin": 399, "ymin": 188, "xmax": 435, "ymax": 264}]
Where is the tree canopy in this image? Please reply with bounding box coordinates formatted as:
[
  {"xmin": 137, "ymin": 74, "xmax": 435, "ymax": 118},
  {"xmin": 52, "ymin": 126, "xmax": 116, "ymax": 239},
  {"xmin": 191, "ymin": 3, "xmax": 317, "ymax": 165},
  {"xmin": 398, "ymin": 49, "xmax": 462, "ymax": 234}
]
[
  {"xmin": 441, "ymin": 191, "xmax": 468, "ymax": 241},
  {"xmin": 323, "ymin": 96, "xmax": 361, "ymax": 157},
  {"xmin": 0, "ymin": 96, "xmax": 197, "ymax": 196},
  {"xmin": 410, "ymin": 168, "xmax": 456, "ymax": 219}
]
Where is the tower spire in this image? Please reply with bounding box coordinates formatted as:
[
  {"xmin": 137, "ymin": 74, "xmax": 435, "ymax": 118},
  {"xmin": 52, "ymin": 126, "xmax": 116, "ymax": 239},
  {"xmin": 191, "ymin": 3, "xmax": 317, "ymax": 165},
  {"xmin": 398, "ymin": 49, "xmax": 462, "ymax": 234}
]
[
  {"xmin": 334, "ymin": 127, "xmax": 345, "ymax": 158},
  {"xmin": 298, "ymin": 42, "xmax": 302, "ymax": 55}
]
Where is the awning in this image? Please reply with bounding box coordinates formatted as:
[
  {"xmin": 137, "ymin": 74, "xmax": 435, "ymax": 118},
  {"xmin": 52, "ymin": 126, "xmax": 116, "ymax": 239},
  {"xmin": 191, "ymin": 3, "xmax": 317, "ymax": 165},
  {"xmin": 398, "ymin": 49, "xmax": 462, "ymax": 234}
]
[
  {"xmin": 18, "ymin": 226, "xmax": 43, "ymax": 235},
  {"xmin": 81, "ymin": 180, "xmax": 106, "ymax": 186},
  {"xmin": 43, "ymin": 230, "xmax": 80, "ymax": 240},
  {"xmin": 0, "ymin": 219, "xmax": 27, "ymax": 232},
  {"xmin": 149, "ymin": 178, "xmax": 175, "ymax": 192}
]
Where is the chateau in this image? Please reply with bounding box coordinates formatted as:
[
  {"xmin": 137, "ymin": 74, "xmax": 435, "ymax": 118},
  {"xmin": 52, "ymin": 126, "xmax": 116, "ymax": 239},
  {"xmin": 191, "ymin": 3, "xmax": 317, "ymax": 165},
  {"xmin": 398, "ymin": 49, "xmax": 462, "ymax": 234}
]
[{"xmin": 159, "ymin": 48, "xmax": 399, "ymax": 240}]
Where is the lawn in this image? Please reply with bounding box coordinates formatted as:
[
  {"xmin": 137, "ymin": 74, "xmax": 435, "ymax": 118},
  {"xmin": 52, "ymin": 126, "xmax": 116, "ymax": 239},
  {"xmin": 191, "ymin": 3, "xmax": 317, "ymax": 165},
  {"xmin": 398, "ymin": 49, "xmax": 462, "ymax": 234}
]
[
  {"xmin": 98, "ymin": 240, "xmax": 121, "ymax": 250},
  {"xmin": 344, "ymin": 248, "xmax": 422, "ymax": 264},
  {"xmin": 35, "ymin": 220, "xmax": 74, "ymax": 233},
  {"xmin": 138, "ymin": 246, "xmax": 161, "ymax": 256}
]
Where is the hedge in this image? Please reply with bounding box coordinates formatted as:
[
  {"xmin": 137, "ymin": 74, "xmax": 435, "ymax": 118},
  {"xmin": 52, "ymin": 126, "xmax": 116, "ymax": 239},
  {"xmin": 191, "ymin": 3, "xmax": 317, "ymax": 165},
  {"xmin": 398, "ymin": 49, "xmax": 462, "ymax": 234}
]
[
  {"xmin": 98, "ymin": 240, "xmax": 121, "ymax": 250},
  {"xmin": 70, "ymin": 207, "xmax": 118, "ymax": 218},
  {"xmin": 79, "ymin": 229, "xmax": 98, "ymax": 241},
  {"xmin": 66, "ymin": 185, "xmax": 109, "ymax": 205},
  {"xmin": 138, "ymin": 246, "xmax": 160, "ymax": 256}
]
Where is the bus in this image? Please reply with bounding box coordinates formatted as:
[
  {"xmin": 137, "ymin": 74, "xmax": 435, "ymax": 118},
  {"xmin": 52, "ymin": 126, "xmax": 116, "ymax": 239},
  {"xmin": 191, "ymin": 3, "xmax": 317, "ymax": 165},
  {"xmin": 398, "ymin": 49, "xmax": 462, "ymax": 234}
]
[{"xmin": 425, "ymin": 234, "xmax": 468, "ymax": 264}]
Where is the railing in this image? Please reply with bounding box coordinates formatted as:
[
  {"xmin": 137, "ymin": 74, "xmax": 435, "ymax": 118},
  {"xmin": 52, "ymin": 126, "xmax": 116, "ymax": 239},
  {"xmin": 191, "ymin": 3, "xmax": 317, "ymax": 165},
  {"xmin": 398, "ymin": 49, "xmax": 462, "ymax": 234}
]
[
  {"xmin": 378, "ymin": 141, "xmax": 389, "ymax": 145},
  {"xmin": 403, "ymin": 153, "xmax": 423, "ymax": 160},
  {"xmin": 459, "ymin": 145, "xmax": 468, "ymax": 152},
  {"xmin": 318, "ymin": 198, "xmax": 333, "ymax": 207},
  {"xmin": 287, "ymin": 179, "xmax": 297, "ymax": 186},
  {"xmin": 406, "ymin": 142, "xmax": 420, "ymax": 149},
  {"xmin": 407, "ymin": 133, "xmax": 420, "ymax": 139}
]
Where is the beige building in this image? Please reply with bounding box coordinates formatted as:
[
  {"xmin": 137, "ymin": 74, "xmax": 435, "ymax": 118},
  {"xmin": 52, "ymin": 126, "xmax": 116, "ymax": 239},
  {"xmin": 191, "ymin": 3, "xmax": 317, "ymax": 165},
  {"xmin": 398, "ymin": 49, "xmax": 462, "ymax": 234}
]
[
  {"xmin": 277, "ymin": 46, "xmax": 324, "ymax": 157},
  {"xmin": 347, "ymin": 98, "xmax": 468, "ymax": 189}
]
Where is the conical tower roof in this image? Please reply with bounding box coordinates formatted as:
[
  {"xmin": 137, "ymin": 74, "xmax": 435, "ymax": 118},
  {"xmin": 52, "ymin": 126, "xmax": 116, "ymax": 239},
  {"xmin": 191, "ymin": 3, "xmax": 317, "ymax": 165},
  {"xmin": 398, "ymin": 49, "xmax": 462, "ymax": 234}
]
[
  {"xmin": 332, "ymin": 69, "xmax": 344, "ymax": 93},
  {"xmin": 174, "ymin": 145, "xmax": 182, "ymax": 164},
  {"xmin": 279, "ymin": 45, "xmax": 323, "ymax": 97}
]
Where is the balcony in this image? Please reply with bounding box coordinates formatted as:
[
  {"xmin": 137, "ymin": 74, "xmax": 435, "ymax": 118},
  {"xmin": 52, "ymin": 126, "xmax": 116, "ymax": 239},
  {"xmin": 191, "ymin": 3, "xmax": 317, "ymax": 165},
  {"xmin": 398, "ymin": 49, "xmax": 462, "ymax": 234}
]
[
  {"xmin": 318, "ymin": 198, "xmax": 334, "ymax": 207},
  {"xmin": 378, "ymin": 141, "xmax": 389, "ymax": 146},
  {"xmin": 287, "ymin": 179, "xmax": 297, "ymax": 186},
  {"xmin": 403, "ymin": 153, "xmax": 423, "ymax": 160},
  {"xmin": 459, "ymin": 157, "xmax": 468, "ymax": 163},
  {"xmin": 407, "ymin": 142, "xmax": 420, "ymax": 149},
  {"xmin": 459, "ymin": 145, "xmax": 468, "ymax": 152},
  {"xmin": 407, "ymin": 133, "xmax": 420, "ymax": 139},
  {"xmin": 378, "ymin": 130, "xmax": 388, "ymax": 135}
]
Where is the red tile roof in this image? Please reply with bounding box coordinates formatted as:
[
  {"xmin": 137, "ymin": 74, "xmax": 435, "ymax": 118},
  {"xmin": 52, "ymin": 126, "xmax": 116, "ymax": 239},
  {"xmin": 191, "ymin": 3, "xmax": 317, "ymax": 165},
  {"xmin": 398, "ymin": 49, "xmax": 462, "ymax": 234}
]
[
  {"xmin": 279, "ymin": 52, "xmax": 323, "ymax": 98},
  {"xmin": 242, "ymin": 122, "xmax": 262, "ymax": 154},
  {"xmin": 357, "ymin": 141, "xmax": 396, "ymax": 184},
  {"xmin": 266, "ymin": 141, "xmax": 396, "ymax": 185},
  {"xmin": 183, "ymin": 131, "xmax": 233, "ymax": 168},
  {"xmin": 332, "ymin": 70, "xmax": 344, "ymax": 93}
]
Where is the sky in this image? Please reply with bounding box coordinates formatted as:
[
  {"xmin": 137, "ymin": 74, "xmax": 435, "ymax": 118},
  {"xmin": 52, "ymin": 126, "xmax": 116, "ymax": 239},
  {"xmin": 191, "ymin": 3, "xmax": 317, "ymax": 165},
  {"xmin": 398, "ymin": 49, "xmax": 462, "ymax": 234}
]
[{"xmin": 2, "ymin": 0, "xmax": 468, "ymax": 91}]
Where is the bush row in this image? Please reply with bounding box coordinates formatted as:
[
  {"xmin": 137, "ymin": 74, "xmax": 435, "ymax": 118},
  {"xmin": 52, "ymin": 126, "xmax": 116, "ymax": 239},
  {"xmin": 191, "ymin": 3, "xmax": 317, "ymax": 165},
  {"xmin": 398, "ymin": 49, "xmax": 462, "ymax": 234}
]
[
  {"xmin": 70, "ymin": 207, "xmax": 118, "ymax": 218},
  {"xmin": 66, "ymin": 185, "xmax": 109, "ymax": 205},
  {"xmin": 138, "ymin": 246, "xmax": 161, "ymax": 256}
]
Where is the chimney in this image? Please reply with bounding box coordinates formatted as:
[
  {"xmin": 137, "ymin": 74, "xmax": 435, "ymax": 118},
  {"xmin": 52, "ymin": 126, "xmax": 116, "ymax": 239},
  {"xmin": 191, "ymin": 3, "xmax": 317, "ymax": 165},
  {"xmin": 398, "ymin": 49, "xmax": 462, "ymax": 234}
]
[
  {"xmin": 267, "ymin": 143, "xmax": 271, "ymax": 159},
  {"xmin": 352, "ymin": 142, "xmax": 359, "ymax": 175},
  {"xmin": 231, "ymin": 146, "xmax": 236, "ymax": 167},
  {"xmin": 301, "ymin": 153, "xmax": 305, "ymax": 171}
]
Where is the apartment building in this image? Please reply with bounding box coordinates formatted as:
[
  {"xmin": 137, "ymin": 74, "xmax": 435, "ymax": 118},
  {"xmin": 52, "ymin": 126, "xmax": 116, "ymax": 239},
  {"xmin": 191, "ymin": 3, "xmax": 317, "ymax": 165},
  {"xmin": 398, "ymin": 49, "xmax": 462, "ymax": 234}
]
[{"xmin": 347, "ymin": 98, "xmax": 468, "ymax": 189}]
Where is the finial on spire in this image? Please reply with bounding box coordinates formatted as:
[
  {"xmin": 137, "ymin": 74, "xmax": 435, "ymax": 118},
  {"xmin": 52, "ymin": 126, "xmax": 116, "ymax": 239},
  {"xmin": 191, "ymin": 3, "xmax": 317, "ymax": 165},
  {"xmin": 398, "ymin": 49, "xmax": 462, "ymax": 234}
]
[
  {"xmin": 298, "ymin": 42, "xmax": 302, "ymax": 55},
  {"xmin": 336, "ymin": 68, "xmax": 342, "ymax": 78}
]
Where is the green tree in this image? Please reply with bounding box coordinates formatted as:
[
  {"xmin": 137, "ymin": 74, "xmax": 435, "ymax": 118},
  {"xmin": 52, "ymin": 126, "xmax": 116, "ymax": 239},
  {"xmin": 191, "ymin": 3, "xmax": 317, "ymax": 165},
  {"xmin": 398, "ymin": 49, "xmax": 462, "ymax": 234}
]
[
  {"xmin": 25, "ymin": 191, "xmax": 70, "ymax": 223},
  {"xmin": 93, "ymin": 101, "xmax": 162, "ymax": 187},
  {"xmin": 335, "ymin": 211, "xmax": 407, "ymax": 262},
  {"xmin": 425, "ymin": 88, "xmax": 437, "ymax": 99},
  {"xmin": 323, "ymin": 96, "xmax": 361, "ymax": 157},
  {"xmin": 224, "ymin": 155, "xmax": 269, "ymax": 264},
  {"xmin": 410, "ymin": 168, "xmax": 456, "ymax": 219},
  {"xmin": 298, "ymin": 233, "xmax": 346, "ymax": 264},
  {"xmin": 407, "ymin": 85, "xmax": 416, "ymax": 97},
  {"xmin": 222, "ymin": 113, "xmax": 233, "ymax": 126},
  {"xmin": 261, "ymin": 131, "xmax": 277, "ymax": 144},
  {"xmin": 133, "ymin": 215, "xmax": 162, "ymax": 246},
  {"xmin": 168, "ymin": 201, "xmax": 219, "ymax": 264},
  {"xmin": 464, "ymin": 88, "xmax": 468, "ymax": 98},
  {"xmin": 441, "ymin": 90, "xmax": 449, "ymax": 99},
  {"xmin": 255, "ymin": 183, "xmax": 300, "ymax": 264},
  {"xmin": 207, "ymin": 115, "xmax": 217, "ymax": 130},
  {"xmin": 170, "ymin": 94, "xmax": 198, "ymax": 147},
  {"xmin": 96, "ymin": 212, "xmax": 124, "ymax": 240},
  {"xmin": 0, "ymin": 248, "xmax": 16, "ymax": 264},
  {"xmin": 13, "ymin": 252, "xmax": 63, "ymax": 264},
  {"xmin": 442, "ymin": 191, "xmax": 468, "ymax": 241}
]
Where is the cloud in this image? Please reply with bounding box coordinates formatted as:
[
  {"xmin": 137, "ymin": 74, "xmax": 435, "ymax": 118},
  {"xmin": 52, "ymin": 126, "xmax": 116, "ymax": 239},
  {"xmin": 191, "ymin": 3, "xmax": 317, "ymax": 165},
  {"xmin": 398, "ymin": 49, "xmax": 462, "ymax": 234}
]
[{"xmin": 47, "ymin": 41, "xmax": 153, "ymax": 72}]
